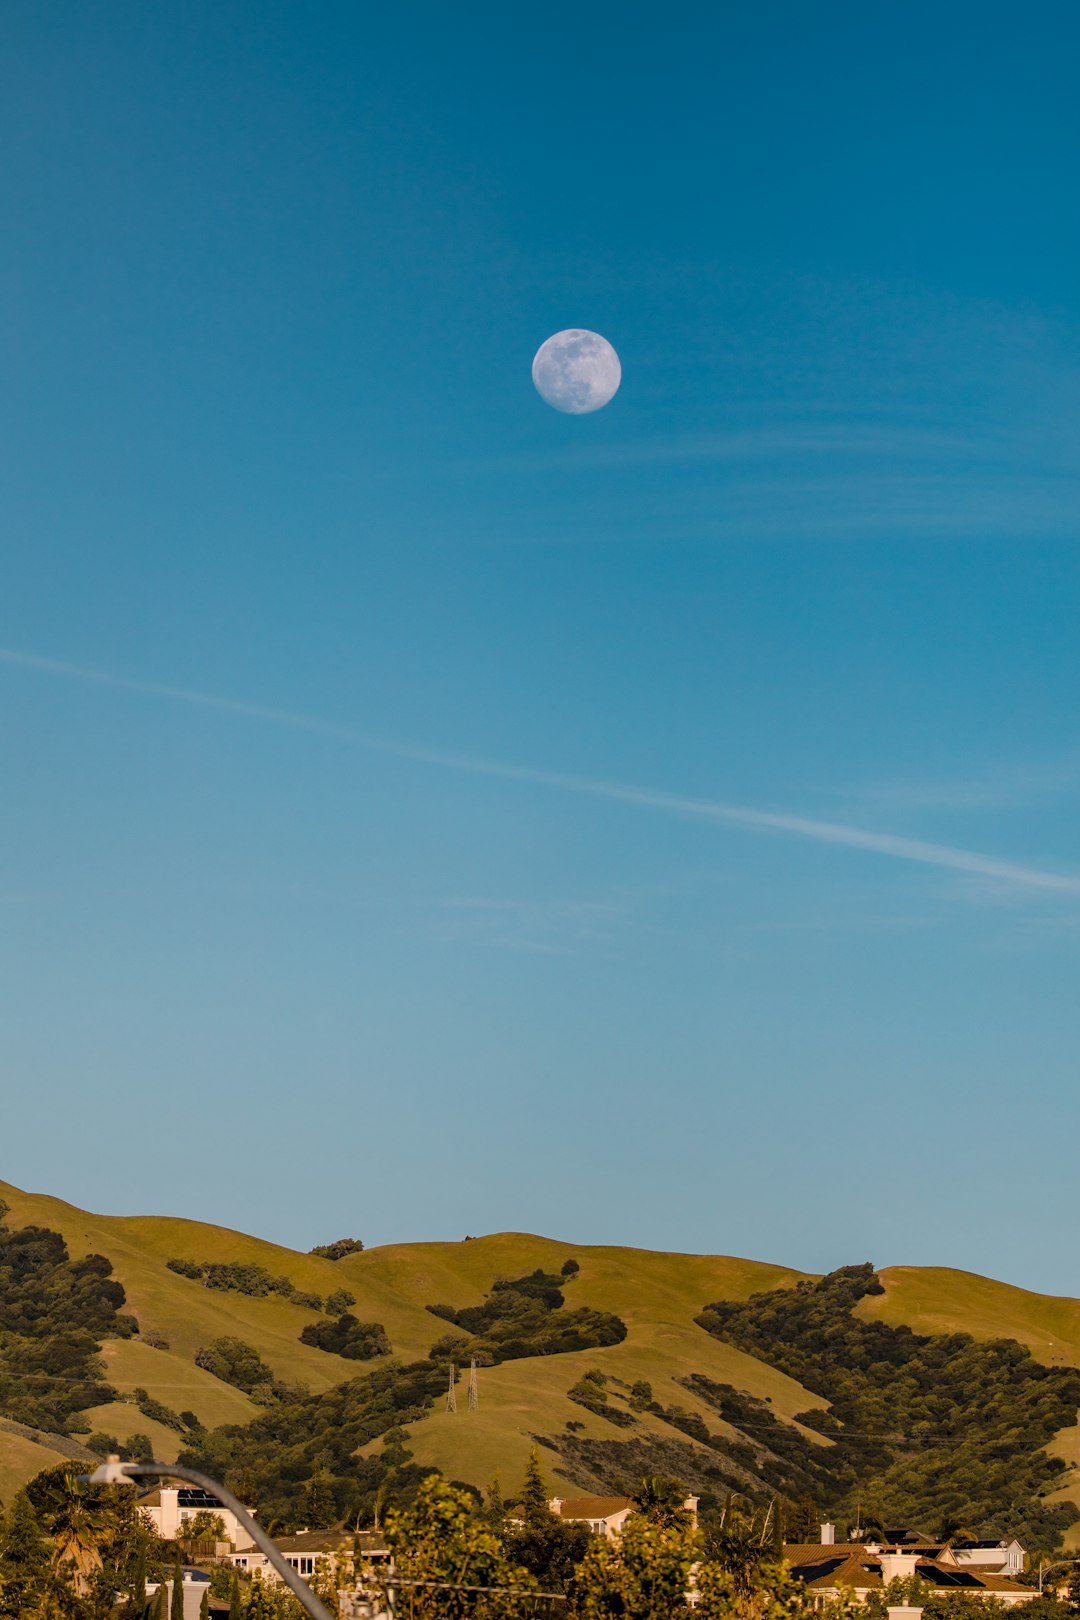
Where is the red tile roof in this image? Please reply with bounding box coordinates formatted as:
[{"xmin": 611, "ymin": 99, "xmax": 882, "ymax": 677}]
[{"xmin": 552, "ymin": 1496, "xmax": 634, "ymax": 1520}]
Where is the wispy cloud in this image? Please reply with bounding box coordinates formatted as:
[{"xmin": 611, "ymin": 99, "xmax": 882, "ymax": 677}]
[{"xmin": 3, "ymin": 646, "xmax": 1079, "ymax": 899}]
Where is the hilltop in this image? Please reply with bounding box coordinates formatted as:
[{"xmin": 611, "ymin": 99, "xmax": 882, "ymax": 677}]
[{"xmin": 2, "ymin": 1179, "xmax": 1079, "ymax": 1548}]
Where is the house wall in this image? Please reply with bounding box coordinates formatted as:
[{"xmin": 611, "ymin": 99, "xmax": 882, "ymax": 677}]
[{"xmin": 953, "ymin": 1546, "xmax": 1025, "ymax": 1577}]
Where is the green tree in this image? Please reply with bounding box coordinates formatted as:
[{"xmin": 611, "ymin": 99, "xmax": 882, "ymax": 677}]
[
  {"xmin": 126, "ymin": 1543, "xmax": 149, "ymax": 1620},
  {"xmin": 302, "ymin": 1462, "xmax": 337, "ymax": 1530},
  {"xmin": 865, "ymin": 1577, "xmax": 934, "ymax": 1619},
  {"xmin": 199, "ymin": 1590, "xmax": 210, "ymax": 1620},
  {"xmin": 702, "ymin": 1496, "xmax": 781, "ymax": 1597},
  {"xmin": 194, "ymin": 1338, "xmax": 275, "ymax": 1396},
  {"xmin": 1069, "ymin": 1566, "xmax": 1080, "ymax": 1615},
  {"xmin": 848, "ymin": 1508, "xmax": 886, "ymax": 1542},
  {"xmin": 106, "ymin": 1488, "xmax": 163, "ymax": 1618},
  {"xmin": 633, "ymin": 1475, "xmax": 690, "ymax": 1529},
  {"xmin": 516, "ymin": 1448, "xmax": 550, "ymax": 1525},
  {"xmin": 938, "ymin": 1514, "xmax": 977, "ymax": 1546},
  {"xmin": 503, "ymin": 1448, "xmax": 592, "ymax": 1590},
  {"xmin": 573, "ymin": 1516, "xmax": 695, "ymax": 1620},
  {"xmin": 786, "ymin": 1494, "xmax": 820, "ymax": 1544},
  {"xmin": 24, "ymin": 1463, "xmax": 113, "ymax": 1597},
  {"xmin": 171, "ymin": 1551, "xmax": 185, "ymax": 1620},
  {"xmin": 380, "ymin": 1477, "xmax": 535, "ymax": 1620},
  {"xmin": 919, "ymin": 1594, "xmax": 1010, "ymax": 1620},
  {"xmin": 485, "ymin": 1475, "xmax": 505, "ymax": 1532},
  {"xmin": 308, "ymin": 1238, "xmax": 364, "ymax": 1261},
  {"xmin": 243, "ymin": 1573, "xmax": 275, "ymax": 1620},
  {"xmin": 181, "ymin": 1511, "xmax": 227, "ymax": 1544},
  {"xmin": 0, "ymin": 1489, "xmax": 50, "ymax": 1618},
  {"xmin": 232, "ymin": 1468, "xmax": 259, "ymax": 1511},
  {"xmin": 695, "ymin": 1552, "xmax": 821, "ymax": 1620}
]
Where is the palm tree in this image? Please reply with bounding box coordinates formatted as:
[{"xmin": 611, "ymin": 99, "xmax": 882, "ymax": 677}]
[
  {"xmin": 938, "ymin": 1514, "xmax": 976, "ymax": 1547},
  {"xmin": 25, "ymin": 1464, "xmax": 112, "ymax": 1596},
  {"xmin": 848, "ymin": 1508, "xmax": 886, "ymax": 1543},
  {"xmin": 633, "ymin": 1475, "xmax": 691, "ymax": 1529},
  {"xmin": 703, "ymin": 1494, "xmax": 779, "ymax": 1595}
]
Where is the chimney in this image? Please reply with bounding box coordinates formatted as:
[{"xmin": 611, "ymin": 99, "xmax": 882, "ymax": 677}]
[
  {"xmin": 821, "ymin": 1523, "xmax": 835, "ymax": 1546},
  {"xmin": 879, "ymin": 1552, "xmax": 921, "ymax": 1583}
]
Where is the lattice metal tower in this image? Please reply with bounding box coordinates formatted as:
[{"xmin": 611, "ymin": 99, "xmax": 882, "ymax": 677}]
[
  {"xmin": 445, "ymin": 1364, "xmax": 457, "ymax": 1414},
  {"xmin": 468, "ymin": 1358, "xmax": 478, "ymax": 1412}
]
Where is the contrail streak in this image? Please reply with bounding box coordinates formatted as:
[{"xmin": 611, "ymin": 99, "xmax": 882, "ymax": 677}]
[{"xmin": 3, "ymin": 645, "xmax": 1078, "ymax": 897}]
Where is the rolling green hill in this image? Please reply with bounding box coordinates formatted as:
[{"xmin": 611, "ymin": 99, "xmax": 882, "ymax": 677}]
[{"xmin": 3, "ymin": 1178, "xmax": 1079, "ymax": 1548}]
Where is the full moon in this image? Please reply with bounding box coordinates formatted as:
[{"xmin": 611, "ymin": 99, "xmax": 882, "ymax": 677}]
[{"xmin": 532, "ymin": 329, "xmax": 621, "ymax": 414}]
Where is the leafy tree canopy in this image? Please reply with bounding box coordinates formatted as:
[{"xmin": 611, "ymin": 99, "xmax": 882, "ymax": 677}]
[
  {"xmin": 426, "ymin": 1269, "xmax": 626, "ymax": 1365},
  {"xmin": 0, "ymin": 1206, "xmax": 133, "ymax": 1432},
  {"xmin": 299, "ymin": 1314, "xmax": 391, "ymax": 1361},
  {"xmin": 308, "ymin": 1238, "xmax": 365, "ymax": 1261},
  {"xmin": 696, "ymin": 1263, "xmax": 1080, "ymax": 1549}
]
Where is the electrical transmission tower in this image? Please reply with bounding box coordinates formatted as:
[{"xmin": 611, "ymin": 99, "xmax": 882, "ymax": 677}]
[
  {"xmin": 468, "ymin": 1358, "xmax": 478, "ymax": 1412},
  {"xmin": 445, "ymin": 1364, "xmax": 457, "ymax": 1414}
]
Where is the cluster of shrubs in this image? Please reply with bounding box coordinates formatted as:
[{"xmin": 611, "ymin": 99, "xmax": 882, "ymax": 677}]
[
  {"xmin": 300, "ymin": 1315, "xmax": 392, "ymax": 1360},
  {"xmin": 86, "ymin": 1429, "xmax": 155, "ymax": 1462},
  {"xmin": 567, "ymin": 1368, "xmax": 637, "ymax": 1427},
  {"xmin": 308, "ymin": 1236, "xmax": 364, "ymax": 1260},
  {"xmin": 129, "ymin": 1385, "xmax": 206, "ymax": 1436},
  {"xmin": 425, "ymin": 1261, "xmax": 627, "ymax": 1366},
  {"xmin": 0, "ymin": 1198, "xmax": 132, "ymax": 1432},
  {"xmin": 166, "ymin": 1257, "xmax": 356, "ymax": 1316},
  {"xmin": 696, "ymin": 1263, "xmax": 1080, "ymax": 1549},
  {"xmin": 193, "ymin": 1335, "xmax": 298, "ymax": 1403},
  {"xmin": 180, "ymin": 1356, "xmax": 449, "ymax": 1525}
]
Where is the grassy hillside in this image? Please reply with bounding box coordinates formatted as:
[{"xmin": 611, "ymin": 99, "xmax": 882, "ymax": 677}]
[
  {"xmin": 866, "ymin": 1265, "xmax": 1080, "ymax": 1367},
  {"xmin": 331, "ymin": 1234, "xmax": 827, "ymax": 1491},
  {"xmin": 862, "ymin": 1265, "xmax": 1080, "ymax": 1544},
  {"xmin": 0, "ymin": 1181, "xmax": 817, "ymax": 1494},
  {"xmin": 0, "ymin": 1431, "xmax": 71, "ymax": 1505},
  {"xmin": 2, "ymin": 1178, "xmax": 1079, "ymax": 1539}
]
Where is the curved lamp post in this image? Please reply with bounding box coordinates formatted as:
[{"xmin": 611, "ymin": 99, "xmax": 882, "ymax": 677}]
[{"xmin": 80, "ymin": 1458, "xmax": 335, "ymax": 1620}]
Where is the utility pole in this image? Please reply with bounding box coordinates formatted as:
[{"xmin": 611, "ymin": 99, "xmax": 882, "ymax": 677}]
[
  {"xmin": 445, "ymin": 1363, "xmax": 457, "ymax": 1413},
  {"xmin": 468, "ymin": 1359, "xmax": 478, "ymax": 1411}
]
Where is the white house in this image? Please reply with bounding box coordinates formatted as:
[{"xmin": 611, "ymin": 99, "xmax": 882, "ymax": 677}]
[
  {"xmin": 138, "ymin": 1487, "xmax": 256, "ymax": 1552},
  {"xmin": 229, "ymin": 1527, "xmax": 389, "ymax": 1586},
  {"xmin": 953, "ymin": 1542, "xmax": 1027, "ymax": 1578},
  {"xmin": 783, "ymin": 1538, "xmax": 1036, "ymax": 1606},
  {"xmin": 549, "ymin": 1494, "xmax": 699, "ymax": 1539}
]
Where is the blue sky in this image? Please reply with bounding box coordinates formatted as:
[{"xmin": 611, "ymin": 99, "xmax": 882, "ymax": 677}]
[{"xmin": 2, "ymin": 2, "xmax": 1078, "ymax": 1291}]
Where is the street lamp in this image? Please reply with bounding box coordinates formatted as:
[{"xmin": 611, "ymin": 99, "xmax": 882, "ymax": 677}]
[
  {"xmin": 80, "ymin": 1458, "xmax": 335, "ymax": 1620},
  {"xmin": 1038, "ymin": 1557, "xmax": 1080, "ymax": 1596}
]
